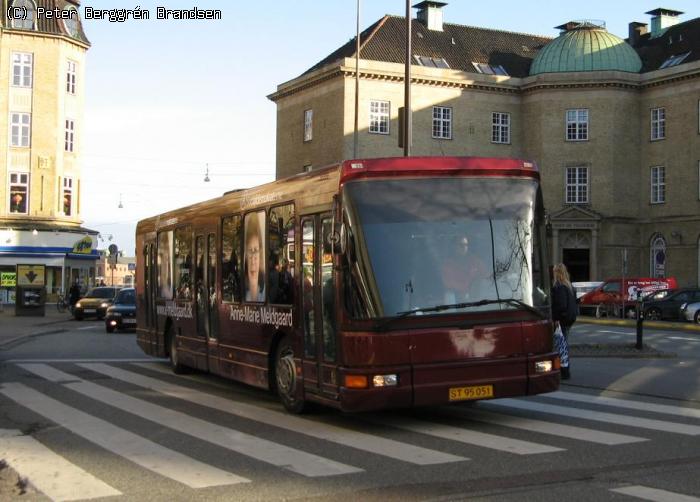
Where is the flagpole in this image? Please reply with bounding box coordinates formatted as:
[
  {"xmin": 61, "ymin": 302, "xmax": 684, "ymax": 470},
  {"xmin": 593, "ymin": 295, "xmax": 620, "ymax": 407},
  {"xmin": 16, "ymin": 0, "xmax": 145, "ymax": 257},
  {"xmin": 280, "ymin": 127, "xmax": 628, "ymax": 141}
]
[{"xmin": 403, "ymin": 0, "xmax": 412, "ymax": 157}]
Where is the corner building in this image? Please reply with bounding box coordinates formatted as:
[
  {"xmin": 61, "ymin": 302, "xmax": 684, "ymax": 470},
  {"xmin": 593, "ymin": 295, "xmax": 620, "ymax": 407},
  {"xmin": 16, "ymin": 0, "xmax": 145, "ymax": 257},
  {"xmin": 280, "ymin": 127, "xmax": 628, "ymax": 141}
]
[
  {"xmin": 0, "ymin": 0, "xmax": 97, "ymax": 303},
  {"xmin": 269, "ymin": 2, "xmax": 700, "ymax": 287}
]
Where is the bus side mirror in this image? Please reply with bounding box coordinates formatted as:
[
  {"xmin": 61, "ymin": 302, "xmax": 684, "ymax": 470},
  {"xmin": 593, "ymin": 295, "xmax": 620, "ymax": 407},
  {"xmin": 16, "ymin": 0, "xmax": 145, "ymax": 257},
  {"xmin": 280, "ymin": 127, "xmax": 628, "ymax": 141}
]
[{"xmin": 331, "ymin": 223, "xmax": 347, "ymax": 255}]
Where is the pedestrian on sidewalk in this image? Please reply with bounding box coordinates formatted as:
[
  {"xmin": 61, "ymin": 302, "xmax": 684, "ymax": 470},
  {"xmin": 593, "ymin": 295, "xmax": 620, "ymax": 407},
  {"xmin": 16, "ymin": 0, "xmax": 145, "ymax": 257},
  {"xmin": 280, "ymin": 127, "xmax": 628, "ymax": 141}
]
[
  {"xmin": 69, "ymin": 281, "xmax": 81, "ymax": 309},
  {"xmin": 551, "ymin": 263, "xmax": 577, "ymax": 380}
]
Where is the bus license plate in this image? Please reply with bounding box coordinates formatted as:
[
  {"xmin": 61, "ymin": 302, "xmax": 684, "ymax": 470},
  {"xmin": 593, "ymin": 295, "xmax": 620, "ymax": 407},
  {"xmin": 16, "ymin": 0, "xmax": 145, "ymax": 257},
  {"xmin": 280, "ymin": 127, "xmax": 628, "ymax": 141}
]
[{"xmin": 449, "ymin": 385, "xmax": 493, "ymax": 401}]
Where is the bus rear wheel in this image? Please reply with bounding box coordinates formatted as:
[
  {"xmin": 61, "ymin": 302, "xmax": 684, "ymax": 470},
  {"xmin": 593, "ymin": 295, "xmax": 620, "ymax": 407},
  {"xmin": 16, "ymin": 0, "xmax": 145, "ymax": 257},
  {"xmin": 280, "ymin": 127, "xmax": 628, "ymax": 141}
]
[
  {"xmin": 168, "ymin": 332, "xmax": 187, "ymax": 375},
  {"xmin": 274, "ymin": 337, "xmax": 305, "ymax": 413}
]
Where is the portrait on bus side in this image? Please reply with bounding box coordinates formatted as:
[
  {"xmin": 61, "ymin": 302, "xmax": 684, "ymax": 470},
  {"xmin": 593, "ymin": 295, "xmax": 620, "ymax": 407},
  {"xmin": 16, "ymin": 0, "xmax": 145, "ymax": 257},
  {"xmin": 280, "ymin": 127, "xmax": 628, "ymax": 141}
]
[
  {"xmin": 244, "ymin": 211, "xmax": 266, "ymax": 302},
  {"xmin": 157, "ymin": 230, "xmax": 173, "ymax": 299}
]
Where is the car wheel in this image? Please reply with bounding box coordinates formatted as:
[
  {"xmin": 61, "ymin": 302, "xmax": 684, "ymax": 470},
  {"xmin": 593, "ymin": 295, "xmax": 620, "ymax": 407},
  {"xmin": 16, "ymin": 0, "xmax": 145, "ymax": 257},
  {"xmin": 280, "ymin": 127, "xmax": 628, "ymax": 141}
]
[
  {"xmin": 694, "ymin": 311, "xmax": 700, "ymax": 324},
  {"xmin": 595, "ymin": 304, "xmax": 604, "ymax": 318},
  {"xmin": 105, "ymin": 324, "xmax": 115, "ymax": 333},
  {"xmin": 274, "ymin": 336, "xmax": 306, "ymax": 413},
  {"xmin": 646, "ymin": 308, "xmax": 661, "ymax": 321}
]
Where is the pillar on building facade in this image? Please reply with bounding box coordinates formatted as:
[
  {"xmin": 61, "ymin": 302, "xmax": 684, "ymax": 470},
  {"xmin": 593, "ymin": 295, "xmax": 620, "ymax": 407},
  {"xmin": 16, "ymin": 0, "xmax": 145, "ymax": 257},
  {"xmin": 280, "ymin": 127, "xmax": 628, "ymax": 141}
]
[
  {"xmin": 591, "ymin": 228, "xmax": 598, "ymax": 281},
  {"xmin": 551, "ymin": 228, "xmax": 559, "ymax": 265}
]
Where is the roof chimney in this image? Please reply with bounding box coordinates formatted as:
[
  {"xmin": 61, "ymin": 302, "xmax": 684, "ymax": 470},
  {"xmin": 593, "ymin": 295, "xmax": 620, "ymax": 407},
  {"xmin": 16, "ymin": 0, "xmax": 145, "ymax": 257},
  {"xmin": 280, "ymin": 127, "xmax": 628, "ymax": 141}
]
[
  {"xmin": 413, "ymin": 1, "xmax": 447, "ymax": 32},
  {"xmin": 646, "ymin": 8, "xmax": 683, "ymax": 37},
  {"xmin": 628, "ymin": 21, "xmax": 648, "ymax": 46}
]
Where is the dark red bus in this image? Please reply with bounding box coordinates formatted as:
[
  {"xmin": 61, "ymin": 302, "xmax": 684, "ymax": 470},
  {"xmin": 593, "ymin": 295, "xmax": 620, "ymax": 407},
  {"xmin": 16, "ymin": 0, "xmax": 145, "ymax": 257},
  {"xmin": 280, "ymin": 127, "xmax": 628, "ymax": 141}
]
[{"xmin": 135, "ymin": 156, "xmax": 560, "ymax": 412}]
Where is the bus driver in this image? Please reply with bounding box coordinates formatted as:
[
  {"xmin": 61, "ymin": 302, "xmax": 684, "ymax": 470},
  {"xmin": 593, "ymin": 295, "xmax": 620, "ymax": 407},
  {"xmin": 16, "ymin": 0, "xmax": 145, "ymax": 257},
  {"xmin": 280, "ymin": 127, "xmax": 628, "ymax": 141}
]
[{"xmin": 441, "ymin": 235, "xmax": 487, "ymax": 303}]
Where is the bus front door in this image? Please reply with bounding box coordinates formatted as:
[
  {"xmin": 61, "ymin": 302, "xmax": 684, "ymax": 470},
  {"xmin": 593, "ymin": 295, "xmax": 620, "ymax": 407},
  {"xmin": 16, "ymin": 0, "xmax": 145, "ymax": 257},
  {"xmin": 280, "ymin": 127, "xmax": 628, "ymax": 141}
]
[
  {"xmin": 195, "ymin": 232, "xmax": 219, "ymax": 373},
  {"xmin": 301, "ymin": 215, "xmax": 339, "ymax": 400}
]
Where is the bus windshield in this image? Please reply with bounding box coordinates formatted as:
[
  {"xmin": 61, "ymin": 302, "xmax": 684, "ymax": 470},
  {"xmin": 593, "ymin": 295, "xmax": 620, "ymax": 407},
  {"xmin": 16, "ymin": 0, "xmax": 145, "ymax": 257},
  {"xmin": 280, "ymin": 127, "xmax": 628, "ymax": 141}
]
[{"xmin": 343, "ymin": 176, "xmax": 548, "ymax": 318}]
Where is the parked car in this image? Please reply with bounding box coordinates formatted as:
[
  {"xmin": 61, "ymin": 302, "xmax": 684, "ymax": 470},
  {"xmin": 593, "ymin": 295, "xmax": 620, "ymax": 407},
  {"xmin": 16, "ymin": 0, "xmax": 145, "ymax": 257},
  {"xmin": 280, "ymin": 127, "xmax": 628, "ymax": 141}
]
[
  {"xmin": 105, "ymin": 288, "xmax": 136, "ymax": 333},
  {"xmin": 572, "ymin": 281, "xmax": 603, "ymax": 300},
  {"xmin": 680, "ymin": 301, "xmax": 700, "ymax": 324},
  {"xmin": 73, "ymin": 287, "xmax": 120, "ymax": 320},
  {"xmin": 643, "ymin": 288, "xmax": 700, "ymax": 321},
  {"xmin": 578, "ymin": 277, "xmax": 677, "ymax": 318}
]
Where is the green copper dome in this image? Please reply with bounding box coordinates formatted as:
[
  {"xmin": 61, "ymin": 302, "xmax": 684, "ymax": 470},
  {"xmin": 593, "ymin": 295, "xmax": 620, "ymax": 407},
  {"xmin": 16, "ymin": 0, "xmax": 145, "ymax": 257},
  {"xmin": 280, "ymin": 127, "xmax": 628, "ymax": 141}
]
[{"xmin": 530, "ymin": 22, "xmax": 642, "ymax": 75}]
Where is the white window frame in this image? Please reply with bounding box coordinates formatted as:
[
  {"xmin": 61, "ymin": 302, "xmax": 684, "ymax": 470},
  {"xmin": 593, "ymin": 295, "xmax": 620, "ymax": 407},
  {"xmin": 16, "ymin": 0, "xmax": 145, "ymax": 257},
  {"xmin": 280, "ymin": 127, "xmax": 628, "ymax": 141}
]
[
  {"xmin": 66, "ymin": 60, "xmax": 77, "ymax": 94},
  {"xmin": 10, "ymin": 0, "xmax": 36, "ymax": 30},
  {"xmin": 369, "ymin": 100, "xmax": 390, "ymax": 135},
  {"xmin": 9, "ymin": 172, "xmax": 30, "ymax": 214},
  {"xmin": 12, "ymin": 52, "xmax": 33, "ymax": 87},
  {"xmin": 303, "ymin": 109, "xmax": 313, "ymax": 142},
  {"xmin": 565, "ymin": 166, "xmax": 589, "ymax": 204},
  {"xmin": 492, "ymin": 112, "xmax": 511, "ymax": 144},
  {"xmin": 63, "ymin": 176, "xmax": 73, "ymax": 216},
  {"xmin": 432, "ymin": 106, "xmax": 452, "ymax": 139},
  {"xmin": 566, "ymin": 109, "xmax": 588, "ymax": 141},
  {"xmin": 10, "ymin": 112, "xmax": 31, "ymax": 147},
  {"xmin": 651, "ymin": 165, "xmax": 666, "ymax": 204},
  {"xmin": 65, "ymin": 119, "xmax": 75, "ymax": 152},
  {"xmin": 651, "ymin": 107, "xmax": 666, "ymax": 140}
]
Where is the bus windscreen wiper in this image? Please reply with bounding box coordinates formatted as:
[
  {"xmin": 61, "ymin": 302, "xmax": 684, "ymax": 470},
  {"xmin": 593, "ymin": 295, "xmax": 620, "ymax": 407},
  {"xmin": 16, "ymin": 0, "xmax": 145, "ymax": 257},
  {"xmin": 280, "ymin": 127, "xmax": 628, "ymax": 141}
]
[{"xmin": 376, "ymin": 298, "xmax": 545, "ymax": 330}]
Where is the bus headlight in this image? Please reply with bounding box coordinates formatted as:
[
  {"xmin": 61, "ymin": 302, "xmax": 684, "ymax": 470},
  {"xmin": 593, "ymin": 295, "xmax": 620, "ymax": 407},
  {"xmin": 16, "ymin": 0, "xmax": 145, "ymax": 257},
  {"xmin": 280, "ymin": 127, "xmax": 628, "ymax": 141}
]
[
  {"xmin": 372, "ymin": 374, "xmax": 398, "ymax": 387},
  {"xmin": 535, "ymin": 361, "xmax": 553, "ymax": 373}
]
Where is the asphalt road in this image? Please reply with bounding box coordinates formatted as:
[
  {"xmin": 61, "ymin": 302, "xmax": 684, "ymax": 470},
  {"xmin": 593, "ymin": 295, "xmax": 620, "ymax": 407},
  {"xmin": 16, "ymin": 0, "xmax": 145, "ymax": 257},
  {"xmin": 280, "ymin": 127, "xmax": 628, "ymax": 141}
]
[{"xmin": 0, "ymin": 321, "xmax": 699, "ymax": 501}]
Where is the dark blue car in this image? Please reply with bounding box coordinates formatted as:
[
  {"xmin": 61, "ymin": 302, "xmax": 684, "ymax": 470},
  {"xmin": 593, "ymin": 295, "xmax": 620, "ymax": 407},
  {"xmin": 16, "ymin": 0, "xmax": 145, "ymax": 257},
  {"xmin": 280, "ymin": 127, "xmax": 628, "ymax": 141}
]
[{"xmin": 105, "ymin": 288, "xmax": 136, "ymax": 333}]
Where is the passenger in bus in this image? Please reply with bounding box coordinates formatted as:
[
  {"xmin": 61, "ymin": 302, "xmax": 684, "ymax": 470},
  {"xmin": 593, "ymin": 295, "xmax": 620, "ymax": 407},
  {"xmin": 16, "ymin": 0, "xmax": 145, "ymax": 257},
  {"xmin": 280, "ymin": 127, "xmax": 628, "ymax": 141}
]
[
  {"xmin": 441, "ymin": 235, "xmax": 488, "ymax": 303},
  {"xmin": 244, "ymin": 214, "xmax": 265, "ymax": 302}
]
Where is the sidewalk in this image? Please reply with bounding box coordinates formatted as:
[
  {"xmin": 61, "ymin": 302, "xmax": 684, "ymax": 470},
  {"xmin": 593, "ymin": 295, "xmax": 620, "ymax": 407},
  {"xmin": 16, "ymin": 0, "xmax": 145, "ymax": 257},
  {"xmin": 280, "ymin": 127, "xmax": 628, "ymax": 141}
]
[{"xmin": 0, "ymin": 305, "xmax": 76, "ymax": 349}]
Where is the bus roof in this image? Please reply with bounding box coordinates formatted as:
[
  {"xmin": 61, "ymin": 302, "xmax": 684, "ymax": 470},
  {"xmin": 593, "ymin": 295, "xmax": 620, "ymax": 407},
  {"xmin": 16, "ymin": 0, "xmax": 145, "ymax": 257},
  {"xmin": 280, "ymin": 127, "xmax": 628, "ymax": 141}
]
[{"xmin": 136, "ymin": 156, "xmax": 538, "ymax": 234}]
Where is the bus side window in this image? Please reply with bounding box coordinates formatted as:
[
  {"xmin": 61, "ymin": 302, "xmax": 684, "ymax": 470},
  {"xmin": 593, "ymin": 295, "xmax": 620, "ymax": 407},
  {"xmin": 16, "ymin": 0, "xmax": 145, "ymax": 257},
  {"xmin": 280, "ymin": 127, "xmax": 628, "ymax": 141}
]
[
  {"xmin": 321, "ymin": 217, "xmax": 336, "ymax": 361},
  {"xmin": 268, "ymin": 203, "xmax": 295, "ymax": 305},
  {"xmin": 222, "ymin": 215, "xmax": 242, "ymax": 303},
  {"xmin": 302, "ymin": 219, "xmax": 315, "ymax": 358}
]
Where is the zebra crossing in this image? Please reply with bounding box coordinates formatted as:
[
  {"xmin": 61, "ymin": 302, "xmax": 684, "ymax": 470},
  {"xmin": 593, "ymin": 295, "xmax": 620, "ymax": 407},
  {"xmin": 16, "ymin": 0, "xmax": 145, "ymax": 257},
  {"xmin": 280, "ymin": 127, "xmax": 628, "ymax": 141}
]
[{"xmin": 1, "ymin": 360, "xmax": 699, "ymax": 501}]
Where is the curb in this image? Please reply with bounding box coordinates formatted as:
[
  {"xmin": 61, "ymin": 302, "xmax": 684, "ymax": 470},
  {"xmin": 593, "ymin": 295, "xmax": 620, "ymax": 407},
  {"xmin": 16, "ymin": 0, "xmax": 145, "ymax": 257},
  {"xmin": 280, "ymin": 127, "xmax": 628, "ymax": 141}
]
[{"xmin": 577, "ymin": 316, "xmax": 700, "ymax": 333}]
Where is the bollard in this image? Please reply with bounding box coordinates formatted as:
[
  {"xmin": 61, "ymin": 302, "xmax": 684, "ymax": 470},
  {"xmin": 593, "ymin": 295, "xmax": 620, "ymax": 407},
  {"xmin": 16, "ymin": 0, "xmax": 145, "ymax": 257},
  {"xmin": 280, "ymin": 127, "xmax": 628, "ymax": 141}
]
[{"xmin": 636, "ymin": 300, "xmax": 644, "ymax": 350}]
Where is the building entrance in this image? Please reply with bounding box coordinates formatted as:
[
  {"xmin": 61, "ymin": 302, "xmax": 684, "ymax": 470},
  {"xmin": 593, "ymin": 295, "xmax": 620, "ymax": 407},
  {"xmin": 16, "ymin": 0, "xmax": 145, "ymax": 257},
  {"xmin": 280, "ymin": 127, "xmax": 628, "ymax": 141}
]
[{"xmin": 562, "ymin": 248, "xmax": 590, "ymax": 282}]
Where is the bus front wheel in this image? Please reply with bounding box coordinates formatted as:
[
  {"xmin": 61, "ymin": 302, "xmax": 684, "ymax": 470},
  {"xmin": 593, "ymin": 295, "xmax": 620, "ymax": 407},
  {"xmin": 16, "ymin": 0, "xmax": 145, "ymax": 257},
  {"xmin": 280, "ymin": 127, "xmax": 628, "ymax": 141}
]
[{"xmin": 274, "ymin": 337, "xmax": 305, "ymax": 413}]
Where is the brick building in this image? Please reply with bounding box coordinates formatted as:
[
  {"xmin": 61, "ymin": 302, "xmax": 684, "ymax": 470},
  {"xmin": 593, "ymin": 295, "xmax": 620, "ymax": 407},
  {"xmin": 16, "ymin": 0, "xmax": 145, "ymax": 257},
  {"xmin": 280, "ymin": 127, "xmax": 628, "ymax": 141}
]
[{"xmin": 268, "ymin": 3, "xmax": 700, "ymax": 286}]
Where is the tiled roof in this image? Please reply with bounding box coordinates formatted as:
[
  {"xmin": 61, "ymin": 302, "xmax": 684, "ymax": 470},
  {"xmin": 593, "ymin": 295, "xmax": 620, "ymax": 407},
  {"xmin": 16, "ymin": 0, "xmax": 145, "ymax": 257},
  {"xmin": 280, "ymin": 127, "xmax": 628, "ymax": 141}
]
[
  {"xmin": 303, "ymin": 16, "xmax": 552, "ymax": 78},
  {"xmin": 631, "ymin": 17, "xmax": 700, "ymax": 72},
  {"xmin": 1, "ymin": 0, "xmax": 90, "ymax": 46}
]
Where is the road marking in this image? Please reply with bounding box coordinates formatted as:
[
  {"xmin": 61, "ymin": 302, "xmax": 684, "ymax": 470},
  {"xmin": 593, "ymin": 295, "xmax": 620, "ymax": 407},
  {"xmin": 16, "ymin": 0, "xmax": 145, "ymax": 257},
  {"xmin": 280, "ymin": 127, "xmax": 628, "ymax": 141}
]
[
  {"xmin": 452, "ymin": 407, "xmax": 647, "ymax": 445},
  {"xmin": 0, "ymin": 382, "xmax": 248, "ymax": 488},
  {"xmin": 486, "ymin": 398, "xmax": 700, "ymax": 436},
  {"xmin": 598, "ymin": 330, "xmax": 632, "ymax": 335},
  {"xmin": 5, "ymin": 358, "xmax": 166, "ymax": 363},
  {"xmin": 366, "ymin": 414, "xmax": 563, "ymax": 455},
  {"xmin": 21, "ymin": 363, "xmax": 361, "ymax": 477},
  {"xmin": 610, "ymin": 485, "xmax": 700, "ymax": 501},
  {"xmin": 549, "ymin": 391, "xmax": 700, "ymax": 420},
  {"xmin": 85, "ymin": 362, "xmax": 465, "ymax": 465},
  {"xmin": 0, "ymin": 429, "xmax": 121, "ymax": 501},
  {"xmin": 668, "ymin": 336, "xmax": 699, "ymax": 342},
  {"xmin": 76, "ymin": 326, "xmax": 96, "ymax": 331}
]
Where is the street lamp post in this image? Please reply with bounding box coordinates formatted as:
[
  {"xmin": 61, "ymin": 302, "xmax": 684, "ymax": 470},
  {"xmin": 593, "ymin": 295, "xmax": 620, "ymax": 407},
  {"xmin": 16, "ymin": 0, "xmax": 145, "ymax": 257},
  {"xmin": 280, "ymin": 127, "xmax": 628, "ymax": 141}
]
[{"xmin": 403, "ymin": 0, "xmax": 412, "ymax": 157}]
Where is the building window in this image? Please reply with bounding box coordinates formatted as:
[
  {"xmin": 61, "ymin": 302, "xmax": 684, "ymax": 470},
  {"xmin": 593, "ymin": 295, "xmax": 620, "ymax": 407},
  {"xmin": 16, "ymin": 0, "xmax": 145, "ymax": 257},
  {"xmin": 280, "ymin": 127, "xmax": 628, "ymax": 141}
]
[
  {"xmin": 369, "ymin": 100, "xmax": 390, "ymax": 134},
  {"xmin": 12, "ymin": 52, "xmax": 33, "ymax": 87},
  {"xmin": 10, "ymin": 113, "xmax": 31, "ymax": 147},
  {"xmin": 432, "ymin": 106, "xmax": 452, "ymax": 139},
  {"xmin": 9, "ymin": 172, "xmax": 29, "ymax": 214},
  {"xmin": 651, "ymin": 166, "xmax": 666, "ymax": 204},
  {"xmin": 414, "ymin": 55, "xmax": 450, "ymax": 68},
  {"xmin": 472, "ymin": 62, "xmax": 508, "ymax": 76},
  {"xmin": 492, "ymin": 112, "xmax": 511, "ymax": 144},
  {"xmin": 10, "ymin": 0, "xmax": 36, "ymax": 30},
  {"xmin": 566, "ymin": 166, "xmax": 589, "ymax": 204},
  {"xmin": 63, "ymin": 177, "xmax": 73, "ymax": 216},
  {"xmin": 659, "ymin": 52, "xmax": 690, "ymax": 69},
  {"xmin": 65, "ymin": 120, "xmax": 75, "ymax": 152},
  {"xmin": 650, "ymin": 235, "xmax": 666, "ymax": 278},
  {"xmin": 66, "ymin": 61, "xmax": 77, "ymax": 94},
  {"xmin": 651, "ymin": 107, "xmax": 666, "ymax": 140},
  {"xmin": 62, "ymin": 6, "xmax": 80, "ymax": 38},
  {"xmin": 303, "ymin": 109, "xmax": 313, "ymax": 142},
  {"xmin": 566, "ymin": 109, "xmax": 588, "ymax": 141}
]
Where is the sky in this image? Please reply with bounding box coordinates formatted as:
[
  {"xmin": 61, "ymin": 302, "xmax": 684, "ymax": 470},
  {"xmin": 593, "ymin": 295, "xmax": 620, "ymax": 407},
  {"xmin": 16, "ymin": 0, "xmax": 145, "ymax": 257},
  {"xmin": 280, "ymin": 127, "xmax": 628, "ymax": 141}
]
[{"xmin": 80, "ymin": 0, "xmax": 699, "ymax": 255}]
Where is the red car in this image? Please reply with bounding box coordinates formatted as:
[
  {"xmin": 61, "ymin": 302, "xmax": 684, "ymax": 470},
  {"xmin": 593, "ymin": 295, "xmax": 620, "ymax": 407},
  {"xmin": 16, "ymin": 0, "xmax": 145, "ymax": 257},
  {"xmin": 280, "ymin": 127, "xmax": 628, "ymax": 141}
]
[{"xmin": 578, "ymin": 277, "xmax": 678, "ymax": 318}]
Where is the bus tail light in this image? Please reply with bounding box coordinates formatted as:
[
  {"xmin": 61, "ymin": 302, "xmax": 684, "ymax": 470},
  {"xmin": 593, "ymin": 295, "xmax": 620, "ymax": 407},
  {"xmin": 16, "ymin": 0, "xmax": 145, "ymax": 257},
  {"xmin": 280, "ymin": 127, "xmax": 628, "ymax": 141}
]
[{"xmin": 344, "ymin": 375, "xmax": 368, "ymax": 389}]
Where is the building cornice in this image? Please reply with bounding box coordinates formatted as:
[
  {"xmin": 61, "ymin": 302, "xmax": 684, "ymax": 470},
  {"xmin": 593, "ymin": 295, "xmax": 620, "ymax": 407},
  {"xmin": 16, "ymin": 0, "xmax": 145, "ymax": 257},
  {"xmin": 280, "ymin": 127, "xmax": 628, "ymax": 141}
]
[{"xmin": 0, "ymin": 27, "xmax": 91, "ymax": 49}]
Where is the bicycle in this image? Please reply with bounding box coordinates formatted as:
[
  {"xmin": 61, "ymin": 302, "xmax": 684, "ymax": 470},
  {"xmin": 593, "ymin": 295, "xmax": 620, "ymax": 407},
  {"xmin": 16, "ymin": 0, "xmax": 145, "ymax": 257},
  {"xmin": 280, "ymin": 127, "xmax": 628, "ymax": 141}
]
[{"xmin": 56, "ymin": 294, "xmax": 70, "ymax": 313}]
